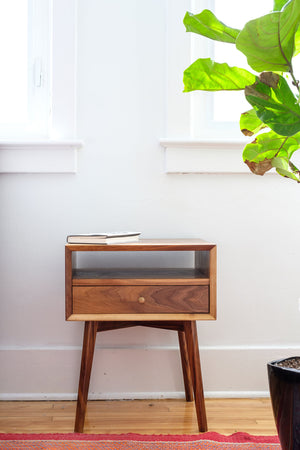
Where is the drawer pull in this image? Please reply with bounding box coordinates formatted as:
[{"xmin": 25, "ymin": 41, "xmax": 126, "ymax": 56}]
[{"xmin": 138, "ymin": 296, "xmax": 145, "ymax": 304}]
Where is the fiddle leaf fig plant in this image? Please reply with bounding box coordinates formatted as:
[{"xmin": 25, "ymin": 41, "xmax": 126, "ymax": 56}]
[{"xmin": 183, "ymin": 0, "xmax": 300, "ymax": 181}]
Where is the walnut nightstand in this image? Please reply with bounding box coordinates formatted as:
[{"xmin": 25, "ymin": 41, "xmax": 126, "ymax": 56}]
[{"xmin": 65, "ymin": 239, "xmax": 216, "ymax": 432}]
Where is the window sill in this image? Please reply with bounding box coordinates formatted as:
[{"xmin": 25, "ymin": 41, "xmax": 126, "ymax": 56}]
[
  {"xmin": 160, "ymin": 138, "xmax": 253, "ymax": 174},
  {"xmin": 0, "ymin": 140, "xmax": 83, "ymax": 173}
]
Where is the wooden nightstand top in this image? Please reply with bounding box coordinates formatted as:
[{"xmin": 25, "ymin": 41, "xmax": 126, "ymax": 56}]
[{"xmin": 65, "ymin": 238, "xmax": 216, "ymax": 252}]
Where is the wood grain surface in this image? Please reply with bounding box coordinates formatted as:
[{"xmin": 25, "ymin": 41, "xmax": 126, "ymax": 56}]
[
  {"xmin": 73, "ymin": 285, "xmax": 209, "ymax": 315},
  {"xmin": 0, "ymin": 398, "xmax": 277, "ymax": 435}
]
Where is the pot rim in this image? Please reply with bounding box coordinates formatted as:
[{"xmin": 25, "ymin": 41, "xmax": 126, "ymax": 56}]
[{"xmin": 268, "ymin": 356, "xmax": 300, "ymax": 373}]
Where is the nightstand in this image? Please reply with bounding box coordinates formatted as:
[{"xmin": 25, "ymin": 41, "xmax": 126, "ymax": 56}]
[{"xmin": 65, "ymin": 239, "xmax": 216, "ymax": 432}]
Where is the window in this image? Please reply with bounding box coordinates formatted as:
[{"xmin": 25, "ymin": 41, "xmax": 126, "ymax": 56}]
[
  {"xmin": 160, "ymin": 0, "xmax": 277, "ymax": 173},
  {"xmin": 0, "ymin": 0, "xmax": 82, "ymax": 173},
  {"xmin": 192, "ymin": 0, "xmax": 273, "ymax": 138},
  {"xmin": 0, "ymin": 0, "xmax": 29, "ymax": 127},
  {"xmin": 0, "ymin": 0, "xmax": 50, "ymax": 139}
]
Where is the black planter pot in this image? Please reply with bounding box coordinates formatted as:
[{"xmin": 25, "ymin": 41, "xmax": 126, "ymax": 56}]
[{"xmin": 268, "ymin": 357, "xmax": 300, "ymax": 450}]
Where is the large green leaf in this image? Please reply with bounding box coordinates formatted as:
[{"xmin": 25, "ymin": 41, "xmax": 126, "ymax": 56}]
[
  {"xmin": 243, "ymin": 129, "xmax": 300, "ymax": 179},
  {"xmin": 183, "ymin": 58, "xmax": 256, "ymax": 92},
  {"xmin": 243, "ymin": 130, "xmax": 300, "ymax": 160},
  {"xmin": 236, "ymin": 0, "xmax": 300, "ymax": 72},
  {"xmin": 240, "ymin": 109, "xmax": 266, "ymax": 136},
  {"xmin": 271, "ymin": 1, "xmax": 300, "ymax": 56},
  {"xmin": 294, "ymin": 27, "xmax": 300, "ymax": 55},
  {"xmin": 272, "ymin": 0, "xmax": 289, "ymax": 11},
  {"xmin": 272, "ymin": 156, "xmax": 300, "ymax": 181},
  {"xmin": 272, "ymin": 0, "xmax": 300, "ymax": 56},
  {"xmin": 183, "ymin": 10, "xmax": 240, "ymax": 43},
  {"xmin": 244, "ymin": 72, "xmax": 300, "ymax": 136}
]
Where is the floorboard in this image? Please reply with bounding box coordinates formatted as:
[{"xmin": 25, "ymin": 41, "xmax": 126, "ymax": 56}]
[{"xmin": 0, "ymin": 398, "xmax": 277, "ymax": 435}]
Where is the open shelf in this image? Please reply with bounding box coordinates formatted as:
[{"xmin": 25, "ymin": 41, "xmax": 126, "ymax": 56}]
[
  {"xmin": 66, "ymin": 239, "xmax": 216, "ymax": 320},
  {"xmin": 72, "ymin": 268, "xmax": 209, "ymax": 285}
]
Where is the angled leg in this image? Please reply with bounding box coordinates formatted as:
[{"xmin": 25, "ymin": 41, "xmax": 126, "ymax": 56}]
[
  {"xmin": 184, "ymin": 321, "xmax": 207, "ymax": 432},
  {"xmin": 74, "ymin": 321, "xmax": 98, "ymax": 433},
  {"xmin": 178, "ymin": 330, "xmax": 193, "ymax": 401}
]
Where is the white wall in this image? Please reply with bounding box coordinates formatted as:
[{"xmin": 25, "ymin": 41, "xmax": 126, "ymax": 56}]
[{"xmin": 1, "ymin": 0, "xmax": 300, "ymax": 401}]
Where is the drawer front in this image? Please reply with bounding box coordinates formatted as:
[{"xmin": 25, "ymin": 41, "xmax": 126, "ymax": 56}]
[{"xmin": 73, "ymin": 285, "xmax": 209, "ymax": 315}]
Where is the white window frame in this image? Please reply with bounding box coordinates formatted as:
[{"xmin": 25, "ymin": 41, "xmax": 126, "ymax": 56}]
[
  {"xmin": 0, "ymin": 0, "xmax": 82, "ymax": 174},
  {"xmin": 159, "ymin": 0, "xmax": 255, "ymax": 174}
]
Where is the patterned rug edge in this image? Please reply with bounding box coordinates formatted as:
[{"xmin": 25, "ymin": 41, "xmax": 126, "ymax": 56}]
[{"xmin": 0, "ymin": 432, "xmax": 280, "ymax": 444}]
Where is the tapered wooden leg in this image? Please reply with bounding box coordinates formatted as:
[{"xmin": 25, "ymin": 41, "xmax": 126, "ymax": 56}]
[
  {"xmin": 178, "ymin": 330, "xmax": 193, "ymax": 401},
  {"xmin": 74, "ymin": 321, "xmax": 98, "ymax": 433},
  {"xmin": 184, "ymin": 321, "xmax": 207, "ymax": 432}
]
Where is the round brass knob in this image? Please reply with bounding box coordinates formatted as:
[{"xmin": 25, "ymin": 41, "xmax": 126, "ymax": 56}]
[{"xmin": 138, "ymin": 296, "xmax": 145, "ymax": 304}]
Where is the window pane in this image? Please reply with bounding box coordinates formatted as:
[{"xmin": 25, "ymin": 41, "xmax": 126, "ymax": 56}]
[{"xmin": 0, "ymin": 0, "xmax": 28, "ymax": 124}]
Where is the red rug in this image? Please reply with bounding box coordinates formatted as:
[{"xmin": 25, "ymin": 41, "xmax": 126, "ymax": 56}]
[{"xmin": 0, "ymin": 432, "xmax": 280, "ymax": 449}]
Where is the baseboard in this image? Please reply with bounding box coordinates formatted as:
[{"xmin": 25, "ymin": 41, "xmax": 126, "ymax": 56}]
[
  {"xmin": 0, "ymin": 345, "xmax": 296, "ymax": 400},
  {"xmin": 0, "ymin": 391, "xmax": 270, "ymax": 401}
]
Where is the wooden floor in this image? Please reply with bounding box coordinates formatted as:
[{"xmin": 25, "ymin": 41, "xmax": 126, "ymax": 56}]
[{"xmin": 0, "ymin": 398, "xmax": 277, "ymax": 435}]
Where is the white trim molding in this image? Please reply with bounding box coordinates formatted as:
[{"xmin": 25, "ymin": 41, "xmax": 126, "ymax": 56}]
[
  {"xmin": 160, "ymin": 138, "xmax": 253, "ymax": 174},
  {"xmin": 0, "ymin": 391, "xmax": 271, "ymax": 401},
  {"xmin": 50, "ymin": 0, "xmax": 78, "ymax": 140},
  {"xmin": 0, "ymin": 140, "xmax": 83, "ymax": 173},
  {"xmin": 0, "ymin": 344, "xmax": 294, "ymax": 399}
]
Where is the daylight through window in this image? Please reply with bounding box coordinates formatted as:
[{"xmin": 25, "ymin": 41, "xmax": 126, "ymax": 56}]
[{"xmin": 0, "ymin": 0, "xmax": 50, "ymax": 139}]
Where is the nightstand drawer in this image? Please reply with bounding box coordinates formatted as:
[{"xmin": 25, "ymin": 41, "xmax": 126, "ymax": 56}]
[{"xmin": 73, "ymin": 285, "xmax": 209, "ymax": 314}]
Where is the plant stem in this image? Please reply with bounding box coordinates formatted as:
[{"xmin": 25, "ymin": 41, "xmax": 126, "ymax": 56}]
[
  {"xmin": 277, "ymin": 18, "xmax": 299, "ymax": 93},
  {"xmin": 289, "ymin": 63, "xmax": 300, "ymax": 103},
  {"xmin": 275, "ymin": 136, "xmax": 288, "ymax": 157},
  {"xmin": 289, "ymin": 66, "xmax": 300, "ymax": 93}
]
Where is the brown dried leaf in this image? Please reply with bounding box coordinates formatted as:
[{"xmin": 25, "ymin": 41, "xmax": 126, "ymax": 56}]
[
  {"xmin": 244, "ymin": 159, "xmax": 273, "ymax": 175},
  {"xmin": 241, "ymin": 128, "xmax": 254, "ymax": 136},
  {"xmin": 244, "ymin": 84, "xmax": 270, "ymax": 100},
  {"xmin": 259, "ymin": 72, "xmax": 280, "ymax": 88}
]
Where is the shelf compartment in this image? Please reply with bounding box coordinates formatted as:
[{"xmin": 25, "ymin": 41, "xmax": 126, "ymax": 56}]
[
  {"xmin": 65, "ymin": 240, "xmax": 217, "ymax": 321},
  {"xmin": 72, "ymin": 268, "xmax": 209, "ymax": 286}
]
